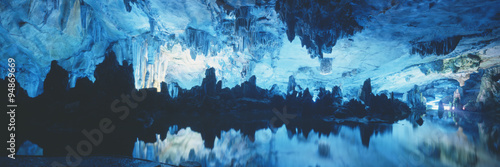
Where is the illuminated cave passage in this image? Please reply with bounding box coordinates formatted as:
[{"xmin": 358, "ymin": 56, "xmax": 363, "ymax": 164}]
[{"xmin": 1, "ymin": 0, "xmax": 500, "ymax": 166}]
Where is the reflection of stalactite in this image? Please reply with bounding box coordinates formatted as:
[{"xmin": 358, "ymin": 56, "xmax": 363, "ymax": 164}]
[
  {"xmin": 419, "ymin": 125, "xmax": 479, "ymax": 167},
  {"xmin": 438, "ymin": 100, "xmax": 444, "ymax": 118},
  {"xmin": 478, "ymin": 123, "xmax": 500, "ymax": 155}
]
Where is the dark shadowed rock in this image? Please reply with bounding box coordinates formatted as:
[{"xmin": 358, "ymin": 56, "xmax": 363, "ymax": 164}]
[
  {"xmin": 287, "ymin": 75, "xmax": 296, "ymax": 95},
  {"xmin": 43, "ymin": 61, "xmax": 69, "ymax": 96},
  {"xmin": 476, "ymin": 66, "xmax": 500, "ymax": 112},
  {"xmin": 160, "ymin": 82, "xmax": 168, "ymax": 96},
  {"xmin": 201, "ymin": 68, "xmax": 217, "ymax": 97},
  {"xmin": 94, "ymin": 48, "xmax": 135, "ymax": 96},
  {"xmin": 337, "ymin": 79, "xmax": 412, "ymax": 123},
  {"xmin": 216, "ymin": 80, "xmax": 222, "ymax": 92},
  {"xmin": 243, "ymin": 75, "xmax": 257, "ymax": 98},
  {"xmin": 405, "ymin": 85, "xmax": 426, "ymax": 110},
  {"xmin": 359, "ymin": 78, "xmax": 373, "ymax": 105}
]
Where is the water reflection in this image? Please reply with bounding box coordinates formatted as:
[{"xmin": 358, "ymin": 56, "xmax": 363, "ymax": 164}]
[{"xmin": 133, "ymin": 110, "xmax": 500, "ymax": 166}]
